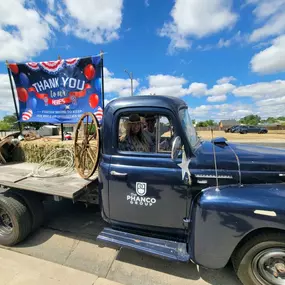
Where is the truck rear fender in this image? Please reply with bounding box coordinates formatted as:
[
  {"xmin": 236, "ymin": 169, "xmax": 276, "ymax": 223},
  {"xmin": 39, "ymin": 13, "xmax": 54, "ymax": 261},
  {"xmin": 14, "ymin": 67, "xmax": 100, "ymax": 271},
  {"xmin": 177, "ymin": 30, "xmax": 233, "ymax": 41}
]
[{"xmin": 189, "ymin": 183, "xmax": 285, "ymax": 269}]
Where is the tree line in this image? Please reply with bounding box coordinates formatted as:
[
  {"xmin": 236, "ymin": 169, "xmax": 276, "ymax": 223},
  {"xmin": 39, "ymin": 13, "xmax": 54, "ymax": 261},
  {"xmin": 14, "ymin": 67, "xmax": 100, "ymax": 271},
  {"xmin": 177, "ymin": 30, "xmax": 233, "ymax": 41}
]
[
  {"xmin": 0, "ymin": 114, "xmax": 45, "ymax": 131},
  {"xmin": 194, "ymin": 115, "xmax": 285, "ymax": 127}
]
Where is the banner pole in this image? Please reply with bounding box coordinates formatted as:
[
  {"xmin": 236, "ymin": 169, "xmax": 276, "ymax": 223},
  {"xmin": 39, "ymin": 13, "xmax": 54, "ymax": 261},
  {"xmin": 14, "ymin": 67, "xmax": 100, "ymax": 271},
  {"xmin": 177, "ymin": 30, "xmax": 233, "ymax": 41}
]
[
  {"xmin": 61, "ymin": 123, "xmax": 64, "ymax": 141},
  {"xmin": 100, "ymin": 50, "xmax": 105, "ymax": 109},
  {"xmin": 58, "ymin": 55, "xmax": 64, "ymax": 141},
  {"xmin": 6, "ymin": 61, "xmax": 22, "ymax": 134}
]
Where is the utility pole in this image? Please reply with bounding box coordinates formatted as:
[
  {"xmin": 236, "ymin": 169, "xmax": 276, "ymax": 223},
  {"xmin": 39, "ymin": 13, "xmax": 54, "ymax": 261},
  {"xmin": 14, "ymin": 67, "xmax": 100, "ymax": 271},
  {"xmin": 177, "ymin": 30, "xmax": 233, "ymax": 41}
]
[{"xmin": 124, "ymin": 69, "xmax": 134, "ymax": 96}]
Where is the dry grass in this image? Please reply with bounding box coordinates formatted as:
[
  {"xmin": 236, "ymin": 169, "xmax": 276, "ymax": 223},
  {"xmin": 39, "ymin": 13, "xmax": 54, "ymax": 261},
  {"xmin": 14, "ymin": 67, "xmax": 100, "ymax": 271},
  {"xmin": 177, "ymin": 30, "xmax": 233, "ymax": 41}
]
[{"xmin": 199, "ymin": 130, "xmax": 285, "ymax": 142}]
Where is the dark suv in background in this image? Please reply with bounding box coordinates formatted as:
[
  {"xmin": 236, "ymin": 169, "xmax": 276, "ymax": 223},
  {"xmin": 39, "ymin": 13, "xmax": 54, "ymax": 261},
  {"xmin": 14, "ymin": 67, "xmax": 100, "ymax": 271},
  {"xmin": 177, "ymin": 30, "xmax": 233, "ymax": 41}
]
[
  {"xmin": 234, "ymin": 125, "xmax": 268, "ymax": 134},
  {"xmin": 224, "ymin": 125, "xmax": 239, "ymax": 133}
]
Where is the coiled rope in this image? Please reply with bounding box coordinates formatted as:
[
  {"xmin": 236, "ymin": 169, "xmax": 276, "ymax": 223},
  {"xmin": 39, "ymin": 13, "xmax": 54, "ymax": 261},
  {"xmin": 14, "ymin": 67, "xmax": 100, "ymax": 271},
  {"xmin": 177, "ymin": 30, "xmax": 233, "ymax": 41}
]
[{"xmin": 29, "ymin": 148, "xmax": 75, "ymax": 178}]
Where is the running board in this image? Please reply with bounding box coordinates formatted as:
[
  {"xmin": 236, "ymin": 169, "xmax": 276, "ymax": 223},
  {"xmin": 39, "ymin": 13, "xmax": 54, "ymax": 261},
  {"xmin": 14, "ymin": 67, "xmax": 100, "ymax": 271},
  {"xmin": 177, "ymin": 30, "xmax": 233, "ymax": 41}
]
[{"xmin": 97, "ymin": 227, "xmax": 190, "ymax": 262}]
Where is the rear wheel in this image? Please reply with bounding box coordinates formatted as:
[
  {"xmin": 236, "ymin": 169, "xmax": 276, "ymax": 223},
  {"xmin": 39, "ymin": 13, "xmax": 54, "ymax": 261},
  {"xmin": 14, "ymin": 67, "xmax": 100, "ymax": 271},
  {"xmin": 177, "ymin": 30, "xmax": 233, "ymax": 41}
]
[
  {"xmin": 233, "ymin": 232, "xmax": 285, "ymax": 285},
  {"xmin": 4, "ymin": 190, "xmax": 44, "ymax": 231},
  {"xmin": 0, "ymin": 194, "xmax": 32, "ymax": 246}
]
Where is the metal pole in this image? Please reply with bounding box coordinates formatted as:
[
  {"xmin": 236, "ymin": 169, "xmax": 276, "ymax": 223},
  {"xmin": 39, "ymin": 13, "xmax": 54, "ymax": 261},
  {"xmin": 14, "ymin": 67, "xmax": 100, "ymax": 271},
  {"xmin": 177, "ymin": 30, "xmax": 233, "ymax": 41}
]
[
  {"xmin": 6, "ymin": 62, "xmax": 22, "ymax": 134},
  {"xmin": 58, "ymin": 55, "xmax": 64, "ymax": 140},
  {"xmin": 124, "ymin": 69, "xmax": 134, "ymax": 96},
  {"xmin": 100, "ymin": 50, "xmax": 105, "ymax": 109},
  {"xmin": 61, "ymin": 123, "xmax": 64, "ymax": 141}
]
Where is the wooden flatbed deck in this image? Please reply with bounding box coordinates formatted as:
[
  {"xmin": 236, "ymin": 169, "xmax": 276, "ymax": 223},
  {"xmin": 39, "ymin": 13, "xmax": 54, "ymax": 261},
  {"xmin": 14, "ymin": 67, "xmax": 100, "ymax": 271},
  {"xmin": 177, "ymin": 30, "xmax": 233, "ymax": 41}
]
[{"xmin": 0, "ymin": 162, "xmax": 98, "ymax": 200}]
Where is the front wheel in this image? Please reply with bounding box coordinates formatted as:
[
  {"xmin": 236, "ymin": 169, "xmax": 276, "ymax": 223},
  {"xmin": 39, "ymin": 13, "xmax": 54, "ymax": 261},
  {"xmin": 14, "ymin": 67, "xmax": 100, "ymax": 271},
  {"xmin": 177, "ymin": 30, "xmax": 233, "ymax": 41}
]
[{"xmin": 233, "ymin": 232, "xmax": 285, "ymax": 285}]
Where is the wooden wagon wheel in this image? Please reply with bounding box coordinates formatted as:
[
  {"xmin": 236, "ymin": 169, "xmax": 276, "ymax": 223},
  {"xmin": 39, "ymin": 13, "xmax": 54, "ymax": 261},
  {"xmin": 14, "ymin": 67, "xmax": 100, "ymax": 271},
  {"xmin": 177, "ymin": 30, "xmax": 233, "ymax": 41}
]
[{"xmin": 74, "ymin": 112, "xmax": 100, "ymax": 179}]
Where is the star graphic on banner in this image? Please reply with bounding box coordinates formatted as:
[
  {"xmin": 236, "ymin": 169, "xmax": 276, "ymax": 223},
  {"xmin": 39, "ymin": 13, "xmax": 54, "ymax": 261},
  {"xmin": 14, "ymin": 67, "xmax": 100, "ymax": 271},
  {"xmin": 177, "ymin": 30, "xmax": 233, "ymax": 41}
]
[
  {"xmin": 65, "ymin": 105, "xmax": 70, "ymax": 110},
  {"xmin": 177, "ymin": 150, "xmax": 191, "ymax": 181}
]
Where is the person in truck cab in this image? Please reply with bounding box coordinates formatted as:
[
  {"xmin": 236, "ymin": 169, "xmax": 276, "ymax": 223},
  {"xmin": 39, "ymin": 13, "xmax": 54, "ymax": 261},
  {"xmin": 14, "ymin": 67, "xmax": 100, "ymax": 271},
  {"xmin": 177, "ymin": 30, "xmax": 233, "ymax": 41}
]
[
  {"xmin": 144, "ymin": 114, "xmax": 156, "ymax": 143},
  {"xmin": 119, "ymin": 114, "xmax": 154, "ymax": 152}
]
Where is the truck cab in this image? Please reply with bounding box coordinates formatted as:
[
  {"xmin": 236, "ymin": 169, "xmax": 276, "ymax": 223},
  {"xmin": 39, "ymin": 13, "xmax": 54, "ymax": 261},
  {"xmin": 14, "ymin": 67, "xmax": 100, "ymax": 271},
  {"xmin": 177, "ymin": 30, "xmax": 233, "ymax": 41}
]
[{"xmin": 98, "ymin": 96, "xmax": 285, "ymax": 285}]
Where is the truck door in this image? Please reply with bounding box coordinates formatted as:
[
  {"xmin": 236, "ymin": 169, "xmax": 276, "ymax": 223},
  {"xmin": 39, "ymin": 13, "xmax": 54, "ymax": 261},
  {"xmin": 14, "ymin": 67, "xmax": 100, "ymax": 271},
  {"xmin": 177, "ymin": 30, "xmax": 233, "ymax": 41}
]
[{"xmin": 108, "ymin": 110, "xmax": 189, "ymax": 232}]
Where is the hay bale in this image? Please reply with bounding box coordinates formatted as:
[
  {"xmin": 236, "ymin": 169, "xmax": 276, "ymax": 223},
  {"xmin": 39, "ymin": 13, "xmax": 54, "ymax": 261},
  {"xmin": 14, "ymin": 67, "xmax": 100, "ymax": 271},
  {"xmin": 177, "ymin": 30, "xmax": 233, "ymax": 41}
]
[{"xmin": 12, "ymin": 140, "xmax": 74, "ymax": 167}]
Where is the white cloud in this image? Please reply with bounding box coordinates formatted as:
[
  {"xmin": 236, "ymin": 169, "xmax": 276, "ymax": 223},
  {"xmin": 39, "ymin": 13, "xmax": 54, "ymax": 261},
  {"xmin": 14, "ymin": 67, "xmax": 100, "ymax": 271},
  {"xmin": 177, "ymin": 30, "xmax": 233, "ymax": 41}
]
[
  {"xmin": 145, "ymin": 0, "xmax": 150, "ymax": 7},
  {"xmin": 104, "ymin": 67, "xmax": 139, "ymax": 97},
  {"xmin": 217, "ymin": 76, "xmax": 236, "ymax": 84},
  {"xmin": 159, "ymin": 0, "xmax": 237, "ymax": 52},
  {"xmin": 0, "ymin": 0, "xmax": 51, "ymax": 61},
  {"xmin": 249, "ymin": 0, "xmax": 285, "ymax": 42},
  {"xmin": 217, "ymin": 38, "xmax": 231, "ymax": 48},
  {"xmin": 44, "ymin": 14, "xmax": 59, "ymax": 29},
  {"xmin": 196, "ymin": 31, "xmax": 246, "ymax": 51},
  {"xmin": 47, "ymin": 0, "xmax": 55, "ymax": 11},
  {"xmin": 103, "ymin": 67, "xmax": 114, "ymax": 78},
  {"xmin": 233, "ymin": 80, "xmax": 285, "ymax": 99},
  {"xmin": 0, "ymin": 74, "xmax": 16, "ymax": 112},
  {"xmin": 159, "ymin": 23, "xmax": 191, "ymax": 53},
  {"xmin": 189, "ymin": 103, "xmax": 254, "ymax": 121},
  {"xmin": 148, "ymin": 74, "xmax": 187, "ymax": 87},
  {"xmin": 188, "ymin": 82, "xmax": 207, "ymax": 97},
  {"xmin": 139, "ymin": 74, "xmax": 190, "ymax": 97},
  {"xmin": 139, "ymin": 74, "xmax": 236, "ymax": 101},
  {"xmin": 208, "ymin": 83, "xmax": 236, "ymax": 96},
  {"xmin": 252, "ymin": 0, "xmax": 285, "ymax": 20},
  {"xmin": 61, "ymin": 0, "xmax": 123, "ymax": 44},
  {"xmin": 250, "ymin": 35, "xmax": 285, "ymax": 74},
  {"xmin": 207, "ymin": 95, "xmax": 227, "ymax": 102}
]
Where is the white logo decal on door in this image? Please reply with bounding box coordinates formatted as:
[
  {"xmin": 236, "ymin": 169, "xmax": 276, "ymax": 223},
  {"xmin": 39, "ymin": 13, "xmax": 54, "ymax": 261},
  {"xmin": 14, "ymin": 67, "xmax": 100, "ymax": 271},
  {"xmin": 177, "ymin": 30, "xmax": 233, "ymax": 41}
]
[
  {"xmin": 126, "ymin": 182, "xmax": 156, "ymax": 206},
  {"xmin": 136, "ymin": 182, "xmax": 147, "ymax": 196}
]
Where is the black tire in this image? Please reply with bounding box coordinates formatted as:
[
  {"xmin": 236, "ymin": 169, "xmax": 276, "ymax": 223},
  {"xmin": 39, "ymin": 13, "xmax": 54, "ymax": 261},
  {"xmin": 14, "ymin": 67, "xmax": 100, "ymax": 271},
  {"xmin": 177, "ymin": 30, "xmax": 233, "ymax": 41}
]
[
  {"xmin": 4, "ymin": 190, "xmax": 44, "ymax": 231},
  {"xmin": 233, "ymin": 232, "xmax": 285, "ymax": 285},
  {"xmin": 0, "ymin": 194, "xmax": 32, "ymax": 246}
]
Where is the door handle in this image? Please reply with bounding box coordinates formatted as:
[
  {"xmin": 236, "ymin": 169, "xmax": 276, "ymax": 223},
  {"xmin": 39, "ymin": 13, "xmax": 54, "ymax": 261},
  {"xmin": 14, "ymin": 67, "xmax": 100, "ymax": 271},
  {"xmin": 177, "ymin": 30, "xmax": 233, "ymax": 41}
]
[{"xmin": 110, "ymin": 171, "xmax": 128, "ymax": 177}]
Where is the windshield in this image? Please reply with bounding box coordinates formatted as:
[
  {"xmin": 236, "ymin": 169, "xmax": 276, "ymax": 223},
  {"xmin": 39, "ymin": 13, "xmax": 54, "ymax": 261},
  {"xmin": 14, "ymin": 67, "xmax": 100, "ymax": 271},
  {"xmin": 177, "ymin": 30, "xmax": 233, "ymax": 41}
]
[{"xmin": 179, "ymin": 108, "xmax": 199, "ymax": 150}]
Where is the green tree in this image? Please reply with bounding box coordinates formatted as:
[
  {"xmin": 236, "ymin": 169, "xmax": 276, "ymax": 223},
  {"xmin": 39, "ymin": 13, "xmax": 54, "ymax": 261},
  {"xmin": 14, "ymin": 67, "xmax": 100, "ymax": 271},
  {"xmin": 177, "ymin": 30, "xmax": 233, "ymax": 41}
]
[
  {"xmin": 0, "ymin": 121, "xmax": 11, "ymax": 131},
  {"xmin": 3, "ymin": 114, "xmax": 17, "ymax": 124},
  {"xmin": 265, "ymin": 117, "xmax": 278, "ymax": 124},
  {"xmin": 239, "ymin": 114, "xmax": 261, "ymax": 126},
  {"xmin": 205, "ymin": 119, "xmax": 216, "ymax": 126},
  {"xmin": 196, "ymin": 121, "xmax": 208, "ymax": 127}
]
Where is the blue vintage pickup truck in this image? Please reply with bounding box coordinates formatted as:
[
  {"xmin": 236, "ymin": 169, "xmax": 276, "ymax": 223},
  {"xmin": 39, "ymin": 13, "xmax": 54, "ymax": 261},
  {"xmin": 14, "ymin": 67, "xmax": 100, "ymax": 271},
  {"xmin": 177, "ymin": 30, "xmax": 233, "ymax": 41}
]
[
  {"xmin": 0, "ymin": 95, "xmax": 285, "ymax": 285},
  {"xmin": 97, "ymin": 96, "xmax": 285, "ymax": 285}
]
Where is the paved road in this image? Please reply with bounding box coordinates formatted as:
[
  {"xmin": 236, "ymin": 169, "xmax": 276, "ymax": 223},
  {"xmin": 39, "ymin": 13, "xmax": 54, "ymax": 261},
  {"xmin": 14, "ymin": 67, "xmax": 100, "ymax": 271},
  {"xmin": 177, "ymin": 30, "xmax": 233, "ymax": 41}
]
[{"xmin": 2, "ymin": 200, "xmax": 242, "ymax": 285}]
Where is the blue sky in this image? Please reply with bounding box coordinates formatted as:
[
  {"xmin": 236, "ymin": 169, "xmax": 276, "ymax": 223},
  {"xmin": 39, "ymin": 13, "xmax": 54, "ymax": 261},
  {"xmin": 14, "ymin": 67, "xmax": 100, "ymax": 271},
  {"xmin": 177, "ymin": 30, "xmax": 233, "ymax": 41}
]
[{"xmin": 0, "ymin": 0, "xmax": 285, "ymax": 121}]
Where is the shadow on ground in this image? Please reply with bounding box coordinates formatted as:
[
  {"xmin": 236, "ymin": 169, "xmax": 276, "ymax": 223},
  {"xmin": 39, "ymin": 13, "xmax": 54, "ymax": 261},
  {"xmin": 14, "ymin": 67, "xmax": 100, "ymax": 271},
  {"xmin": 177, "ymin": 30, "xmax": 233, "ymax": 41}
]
[{"xmin": 10, "ymin": 199, "xmax": 241, "ymax": 285}]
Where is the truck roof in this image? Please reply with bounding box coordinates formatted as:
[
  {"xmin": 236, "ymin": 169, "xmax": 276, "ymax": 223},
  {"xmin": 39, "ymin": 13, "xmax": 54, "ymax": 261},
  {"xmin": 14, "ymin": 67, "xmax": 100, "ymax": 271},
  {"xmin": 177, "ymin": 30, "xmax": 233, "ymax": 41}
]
[{"xmin": 106, "ymin": 95, "xmax": 188, "ymax": 114}]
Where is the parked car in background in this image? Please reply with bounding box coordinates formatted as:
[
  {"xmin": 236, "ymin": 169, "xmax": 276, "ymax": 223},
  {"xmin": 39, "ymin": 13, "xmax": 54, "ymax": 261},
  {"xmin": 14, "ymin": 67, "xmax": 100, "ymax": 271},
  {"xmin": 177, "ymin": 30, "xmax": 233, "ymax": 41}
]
[
  {"xmin": 233, "ymin": 125, "xmax": 268, "ymax": 134},
  {"xmin": 224, "ymin": 125, "xmax": 239, "ymax": 133},
  {"xmin": 64, "ymin": 132, "xmax": 72, "ymax": 140}
]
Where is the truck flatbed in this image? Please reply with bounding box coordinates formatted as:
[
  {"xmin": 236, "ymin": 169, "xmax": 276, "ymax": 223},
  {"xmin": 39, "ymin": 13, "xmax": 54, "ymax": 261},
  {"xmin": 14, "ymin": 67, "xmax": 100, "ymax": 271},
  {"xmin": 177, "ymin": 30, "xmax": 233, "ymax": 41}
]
[{"xmin": 0, "ymin": 162, "xmax": 98, "ymax": 200}]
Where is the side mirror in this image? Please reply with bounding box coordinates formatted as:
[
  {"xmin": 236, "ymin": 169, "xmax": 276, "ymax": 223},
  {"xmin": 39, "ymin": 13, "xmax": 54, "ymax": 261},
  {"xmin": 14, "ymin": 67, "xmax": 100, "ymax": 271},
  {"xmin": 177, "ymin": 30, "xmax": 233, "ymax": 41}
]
[{"xmin": 171, "ymin": 136, "xmax": 181, "ymax": 160}]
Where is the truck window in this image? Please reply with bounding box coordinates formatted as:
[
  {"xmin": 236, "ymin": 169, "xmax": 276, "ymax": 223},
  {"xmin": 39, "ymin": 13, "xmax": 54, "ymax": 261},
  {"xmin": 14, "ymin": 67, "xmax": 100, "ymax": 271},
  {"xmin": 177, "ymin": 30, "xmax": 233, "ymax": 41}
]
[{"xmin": 118, "ymin": 113, "xmax": 174, "ymax": 153}]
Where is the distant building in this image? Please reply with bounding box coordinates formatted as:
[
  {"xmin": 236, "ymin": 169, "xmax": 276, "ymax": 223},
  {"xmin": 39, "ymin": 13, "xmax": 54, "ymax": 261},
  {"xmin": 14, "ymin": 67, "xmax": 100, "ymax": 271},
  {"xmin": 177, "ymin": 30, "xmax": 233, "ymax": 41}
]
[{"xmin": 219, "ymin": 120, "xmax": 238, "ymax": 130}]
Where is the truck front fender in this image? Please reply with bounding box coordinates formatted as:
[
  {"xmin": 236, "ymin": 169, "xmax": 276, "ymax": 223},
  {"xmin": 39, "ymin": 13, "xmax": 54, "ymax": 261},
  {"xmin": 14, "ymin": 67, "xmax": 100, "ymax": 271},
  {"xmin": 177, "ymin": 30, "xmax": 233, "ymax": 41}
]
[{"xmin": 190, "ymin": 183, "xmax": 285, "ymax": 269}]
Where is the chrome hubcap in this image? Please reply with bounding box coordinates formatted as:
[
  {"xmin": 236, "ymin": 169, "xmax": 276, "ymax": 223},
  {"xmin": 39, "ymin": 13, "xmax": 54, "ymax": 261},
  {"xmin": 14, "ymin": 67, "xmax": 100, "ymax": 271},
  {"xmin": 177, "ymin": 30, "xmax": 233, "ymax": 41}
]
[{"xmin": 252, "ymin": 249, "xmax": 285, "ymax": 285}]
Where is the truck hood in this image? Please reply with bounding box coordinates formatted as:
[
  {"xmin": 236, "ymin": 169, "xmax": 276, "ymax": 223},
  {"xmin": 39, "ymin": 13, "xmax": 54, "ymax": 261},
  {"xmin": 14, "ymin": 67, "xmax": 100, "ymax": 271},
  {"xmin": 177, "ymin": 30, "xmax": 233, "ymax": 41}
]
[{"xmin": 192, "ymin": 141, "xmax": 285, "ymax": 173}]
